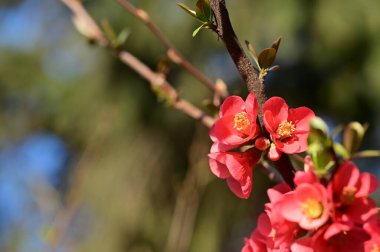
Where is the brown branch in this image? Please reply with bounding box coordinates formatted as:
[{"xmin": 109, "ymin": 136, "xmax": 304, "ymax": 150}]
[
  {"xmin": 44, "ymin": 106, "xmax": 118, "ymax": 252},
  {"xmin": 165, "ymin": 126, "xmax": 212, "ymax": 252},
  {"xmin": 115, "ymin": 0, "xmax": 227, "ymax": 98},
  {"xmin": 209, "ymin": 0, "xmax": 266, "ymax": 115},
  {"xmin": 272, "ymin": 155, "xmax": 296, "ymax": 188},
  {"xmin": 61, "ymin": 0, "xmax": 215, "ymax": 129},
  {"xmin": 258, "ymin": 160, "xmax": 284, "ymax": 184}
]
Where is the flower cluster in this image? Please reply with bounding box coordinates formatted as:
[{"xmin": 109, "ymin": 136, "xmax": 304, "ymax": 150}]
[
  {"xmin": 242, "ymin": 160, "xmax": 380, "ymax": 252},
  {"xmin": 209, "ymin": 93, "xmax": 261, "ymax": 198},
  {"xmin": 208, "ymin": 93, "xmax": 315, "ymax": 198}
]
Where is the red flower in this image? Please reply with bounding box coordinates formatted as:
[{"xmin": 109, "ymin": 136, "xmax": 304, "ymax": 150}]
[
  {"xmin": 280, "ymin": 183, "xmax": 331, "ymax": 230},
  {"xmin": 292, "ymin": 225, "xmax": 370, "ymax": 252},
  {"xmin": 329, "ymin": 162, "xmax": 379, "ymax": 225},
  {"xmin": 241, "ymin": 184, "xmax": 298, "ymax": 252},
  {"xmin": 208, "ymin": 146, "xmax": 261, "ymax": 199},
  {"xmin": 242, "ymin": 214, "xmax": 270, "ymax": 252},
  {"xmin": 263, "ymin": 97, "xmax": 315, "ymax": 156},
  {"xmin": 210, "ymin": 93, "xmax": 260, "ymax": 146},
  {"xmin": 364, "ymin": 221, "xmax": 380, "ymax": 252}
]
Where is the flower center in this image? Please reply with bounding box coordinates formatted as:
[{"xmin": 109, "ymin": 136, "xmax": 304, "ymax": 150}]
[
  {"xmin": 234, "ymin": 112, "xmax": 251, "ymax": 132},
  {"xmin": 371, "ymin": 244, "xmax": 380, "ymax": 252},
  {"xmin": 340, "ymin": 186, "xmax": 357, "ymax": 205},
  {"xmin": 301, "ymin": 198, "xmax": 323, "ymax": 219},
  {"xmin": 277, "ymin": 120, "xmax": 296, "ymax": 138}
]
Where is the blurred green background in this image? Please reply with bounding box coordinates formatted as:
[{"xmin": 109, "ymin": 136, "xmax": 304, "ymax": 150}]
[{"xmin": 0, "ymin": 0, "xmax": 380, "ymax": 251}]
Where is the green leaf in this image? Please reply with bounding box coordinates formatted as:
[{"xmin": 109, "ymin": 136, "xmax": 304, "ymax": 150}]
[
  {"xmin": 115, "ymin": 29, "xmax": 130, "ymax": 48},
  {"xmin": 245, "ymin": 40, "xmax": 260, "ymax": 70},
  {"xmin": 343, "ymin": 122, "xmax": 367, "ymax": 155},
  {"xmin": 192, "ymin": 22, "xmax": 208, "ymax": 37},
  {"xmin": 333, "ymin": 143, "xmax": 349, "ymax": 160},
  {"xmin": 177, "ymin": 3, "xmax": 197, "ymax": 18},
  {"xmin": 310, "ymin": 117, "xmax": 329, "ymax": 136},
  {"xmin": 258, "ymin": 48, "xmax": 276, "ymax": 69},
  {"xmin": 352, "ymin": 150, "xmax": 380, "ymax": 159},
  {"xmin": 195, "ymin": 0, "xmax": 212, "ymax": 22}
]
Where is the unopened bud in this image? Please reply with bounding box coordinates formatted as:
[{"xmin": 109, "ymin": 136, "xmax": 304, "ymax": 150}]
[
  {"xmin": 268, "ymin": 144, "xmax": 281, "ymax": 161},
  {"xmin": 255, "ymin": 137, "xmax": 270, "ymax": 151}
]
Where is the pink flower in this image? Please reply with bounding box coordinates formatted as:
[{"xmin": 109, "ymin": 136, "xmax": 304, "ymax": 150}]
[
  {"xmin": 364, "ymin": 221, "xmax": 380, "ymax": 252},
  {"xmin": 280, "ymin": 183, "xmax": 331, "ymax": 230},
  {"xmin": 208, "ymin": 146, "xmax": 261, "ymax": 199},
  {"xmin": 294, "ymin": 157, "xmax": 319, "ymax": 186},
  {"xmin": 242, "ymin": 214, "xmax": 271, "ymax": 252},
  {"xmin": 264, "ymin": 184, "xmax": 299, "ymax": 250},
  {"xmin": 210, "ymin": 93, "xmax": 260, "ymax": 146},
  {"xmin": 292, "ymin": 225, "xmax": 370, "ymax": 252},
  {"xmin": 329, "ymin": 162, "xmax": 379, "ymax": 225},
  {"xmin": 263, "ymin": 97, "xmax": 315, "ymax": 155}
]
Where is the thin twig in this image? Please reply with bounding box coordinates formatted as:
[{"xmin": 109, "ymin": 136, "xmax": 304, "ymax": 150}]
[
  {"xmin": 43, "ymin": 106, "xmax": 118, "ymax": 252},
  {"xmin": 257, "ymin": 160, "xmax": 284, "ymax": 184},
  {"xmin": 165, "ymin": 126, "xmax": 211, "ymax": 252},
  {"xmin": 115, "ymin": 0, "xmax": 227, "ymax": 98},
  {"xmin": 209, "ymin": 0, "xmax": 266, "ymax": 118},
  {"xmin": 61, "ymin": 0, "xmax": 215, "ymax": 129}
]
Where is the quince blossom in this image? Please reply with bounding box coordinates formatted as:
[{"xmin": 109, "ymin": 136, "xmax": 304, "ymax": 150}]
[
  {"xmin": 263, "ymin": 97, "xmax": 315, "ymax": 159},
  {"xmin": 329, "ymin": 162, "xmax": 379, "ymax": 225},
  {"xmin": 210, "ymin": 93, "xmax": 260, "ymax": 147},
  {"xmin": 241, "ymin": 159, "xmax": 380, "ymax": 252},
  {"xmin": 208, "ymin": 145, "xmax": 261, "ymax": 199}
]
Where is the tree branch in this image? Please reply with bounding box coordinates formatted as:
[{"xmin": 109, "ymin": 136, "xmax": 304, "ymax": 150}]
[
  {"xmin": 209, "ymin": 0, "xmax": 266, "ymax": 115},
  {"xmin": 61, "ymin": 0, "xmax": 215, "ymax": 128},
  {"xmin": 115, "ymin": 0, "xmax": 227, "ymax": 98}
]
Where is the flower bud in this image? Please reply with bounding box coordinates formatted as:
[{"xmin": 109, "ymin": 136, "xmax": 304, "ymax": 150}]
[{"xmin": 255, "ymin": 137, "xmax": 270, "ymax": 151}]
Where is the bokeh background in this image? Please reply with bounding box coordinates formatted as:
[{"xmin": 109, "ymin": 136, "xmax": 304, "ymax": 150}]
[{"xmin": 1, "ymin": 0, "xmax": 380, "ymax": 251}]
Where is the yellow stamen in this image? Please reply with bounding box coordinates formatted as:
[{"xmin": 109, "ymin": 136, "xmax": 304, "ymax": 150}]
[
  {"xmin": 301, "ymin": 198, "xmax": 323, "ymax": 219},
  {"xmin": 277, "ymin": 120, "xmax": 296, "ymax": 138},
  {"xmin": 340, "ymin": 186, "xmax": 357, "ymax": 205},
  {"xmin": 234, "ymin": 112, "xmax": 250, "ymax": 132},
  {"xmin": 371, "ymin": 244, "xmax": 380, "ymax": 252}
]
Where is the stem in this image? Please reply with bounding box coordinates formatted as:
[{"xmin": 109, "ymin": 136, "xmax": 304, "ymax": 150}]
[
  {"xmin": 272, "ymin": 155, "xmax": 295, "ymax": 188},
  {"xmin": 43, "ymin": 106, "xmax": 118, "ymax": 252},
  {"xmin": 209, "ymin": 0, "xmax": 266, "ymax": 117},
  {"xmin": 61, "ymin": 0, "xmax": 215, "ymax": 129},
  {"xmin": 115, "ymin": 0, "xmax": 227, "ymax": 98},
  {"xmin": 258, "ymin": 160, "xmax": 284, "ymax": 184}
]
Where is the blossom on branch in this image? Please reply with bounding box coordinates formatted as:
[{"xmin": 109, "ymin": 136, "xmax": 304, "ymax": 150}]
[
  {"xmin": 263, "ymin": 97, "xmax": 315, "ymax": 160},
  {"xmin": 210, "ymin": 93, "xmax": 260, "ymax": 147},
  {"xmin": 208, "ymin": 145, "xmax": 261, "ymax": 199},
  {"xmin": 208, "ymin": 92, "xmax": 262, "ymax": 199},
  {"xmin": 242, "ymin": 158, "xmax": 380, "ymax": 252}
]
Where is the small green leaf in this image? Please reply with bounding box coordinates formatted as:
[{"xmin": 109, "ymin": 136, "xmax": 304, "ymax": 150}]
[
  {"xmin": 333, "ymin": 143, "xmax": 349, "ymax": 160},
  {"xmin": 352, "ymin": 150, "xmax": 380, "ymax": 159},
  {"xmin": 115, "ymin": 29, "xmax": 130, "ymax": 48},
  {"xmin": 258, "ymin": 48, "xmax": 276, "ymax": 69},
  {"xmin": 177, "ymin": 3, "xmax": 197, "ymax": 18},
  {"xmin": 192, "ymin": 22, "xmax": 208, "ymax": 37},
  {"xmin": 245, "ymin": 40, "xmax": 260, "ymax": 70},
  {"xmin": 195, "ymin": 0, "xmax": 212, "ymax": 22},
  {"xmin": 343, "ymin": 122, "xmax": 367, "ymax": 155},
  {"xmin": 310, "ymin": 117, "xmax": 329, "ymax": 136}
]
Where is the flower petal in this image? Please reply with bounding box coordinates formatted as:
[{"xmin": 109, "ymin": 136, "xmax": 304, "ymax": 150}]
[
  {"xmin": 208, "ymin": 153, "xmax": 230, "ymax": 179},
  {"xmin": 263, "ymin": 97, "xmax": 289, "ymax": 132},
  {"xmin": 356, "ymin": 173, "xmax": 379, "ymax": 197},
  {"xmin": 220, "ymin": 95, "xmax": 245, "ymax": 117},
  {"xmin": 288, "ymin": 107, "xmax": 315, "ymax": 131},
  {"xmin": 226, "ymin": 173, "xmax": 252, "ymax": 199},
  {"xmin": 245, "ymin": 92, "xmax": 259, "ymax": 122}
]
